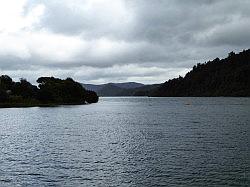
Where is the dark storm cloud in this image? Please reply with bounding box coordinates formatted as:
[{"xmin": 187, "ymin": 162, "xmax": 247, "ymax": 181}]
[{"xmin": 0, "ymin": 0, "xmax": 250, "ymax": 84}]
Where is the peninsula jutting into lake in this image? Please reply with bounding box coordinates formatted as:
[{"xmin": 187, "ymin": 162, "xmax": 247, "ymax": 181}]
[{"xmin": 0, "ymin": 76, "xmax": 98, "ymax": 107}]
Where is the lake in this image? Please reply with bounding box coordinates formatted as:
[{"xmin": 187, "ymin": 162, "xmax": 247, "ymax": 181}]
[{"xmin": 0, "ymin": 97, "xmax": 249, "ymax": 186}]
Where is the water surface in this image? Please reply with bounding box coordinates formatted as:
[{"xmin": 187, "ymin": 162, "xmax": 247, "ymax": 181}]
[{"xmin": 0, "ymin": 97, "xmax": 250, "ymax": 186}]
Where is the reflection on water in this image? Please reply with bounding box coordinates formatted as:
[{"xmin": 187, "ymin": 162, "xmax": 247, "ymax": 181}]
[{"xmin": 0, "ymin": 97, "xmax": 250, "ymax": 186}]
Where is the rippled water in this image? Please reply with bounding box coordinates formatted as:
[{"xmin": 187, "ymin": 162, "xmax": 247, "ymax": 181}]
[{"xmin": 0, "ymin": 97, "xmax": 250, "ymax": 186}]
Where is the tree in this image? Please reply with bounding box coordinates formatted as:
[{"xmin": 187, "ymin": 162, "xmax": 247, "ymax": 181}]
[
  {"xmin": 0, "ymin": 89, "xmax": 8, "ymax": 102},
  {"xmin": 85, "ymin": 90, "xmax": 99, "ymax": 103},
  {"xmin": 0, "ymin": 75, "xmax": 13, "ymax": 90},
  {"xmin": 0, "ymin": 75, "xmax": 99, "ymax": 105},
  {"xmin": 228, "ymin": 51, "xmax": 235, "ymax": 57},
  {"xmin": 36, "ymin": 77, "xmax": 98, "ymax": 104},
  {"xmin": 12, "ymin": 78, "xmax": 38, "ymax": 99}
]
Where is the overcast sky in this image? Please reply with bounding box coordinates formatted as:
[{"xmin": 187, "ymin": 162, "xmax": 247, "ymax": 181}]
[{"xmin": 0, "ymin": 0, "xmax": 249, "ymax": 84}]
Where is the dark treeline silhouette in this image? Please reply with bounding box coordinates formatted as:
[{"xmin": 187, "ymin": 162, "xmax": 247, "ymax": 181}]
[
  {"xmin": 0, "ymin": 76, "xmax": 98, "ymax": 107},
  {"xmin": 151, "ymin": 49, "xmax": 250, "ymax": 97}
]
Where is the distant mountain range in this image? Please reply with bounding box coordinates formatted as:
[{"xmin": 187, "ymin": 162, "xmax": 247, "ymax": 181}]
[
  {"xmin": 83, "ymin": 82, "xmax": 144, "ymax": 91},
  {"xmin": 82, "ymin": 82, "xmax": 159, "ymax": 96},
  {"xmin": 83, "ymin": 49, "xmax": 250, "ymax": 97}
]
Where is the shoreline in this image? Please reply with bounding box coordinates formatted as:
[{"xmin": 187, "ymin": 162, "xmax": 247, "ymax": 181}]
[{"xmin": 0, "ymin": 102, "xmax": 86, "ymax": 108}]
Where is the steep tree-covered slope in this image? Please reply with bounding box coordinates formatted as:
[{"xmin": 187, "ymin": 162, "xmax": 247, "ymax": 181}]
[{"xmin": 151, "ymin": 50, "xmax": 250, "ymax": 97}]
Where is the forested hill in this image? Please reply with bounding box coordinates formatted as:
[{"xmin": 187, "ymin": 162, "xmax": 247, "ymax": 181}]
[
  {"xmin": 82, "ymin": 82, "xmax": 145, "ymax": 96},
  {"xmin": 151, "ymin": 49, "xmax": 250, "ymax": 97}
]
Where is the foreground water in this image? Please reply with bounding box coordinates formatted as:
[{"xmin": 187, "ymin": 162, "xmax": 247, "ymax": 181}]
[{"xmin": 0, "ymin": 97, "xmax": 249, "ymax": 186}]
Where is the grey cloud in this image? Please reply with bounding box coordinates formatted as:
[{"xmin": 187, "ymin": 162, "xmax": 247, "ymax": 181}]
[
  {"xmin": 204, "ymin": 19, "xmax": 250, "ymax": 47},
  {"xmin": 1, "ymin": 0, "xmax": 250, "ymax": 84}
]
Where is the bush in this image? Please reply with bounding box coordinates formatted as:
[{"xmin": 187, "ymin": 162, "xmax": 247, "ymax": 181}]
[
  {"xmin": 0, "ymin": 89, "xmax": 9, "ymax": 102},
  {"xmin": 85, "ymin": 90, "xmax": 99, "ymax": 103}
]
